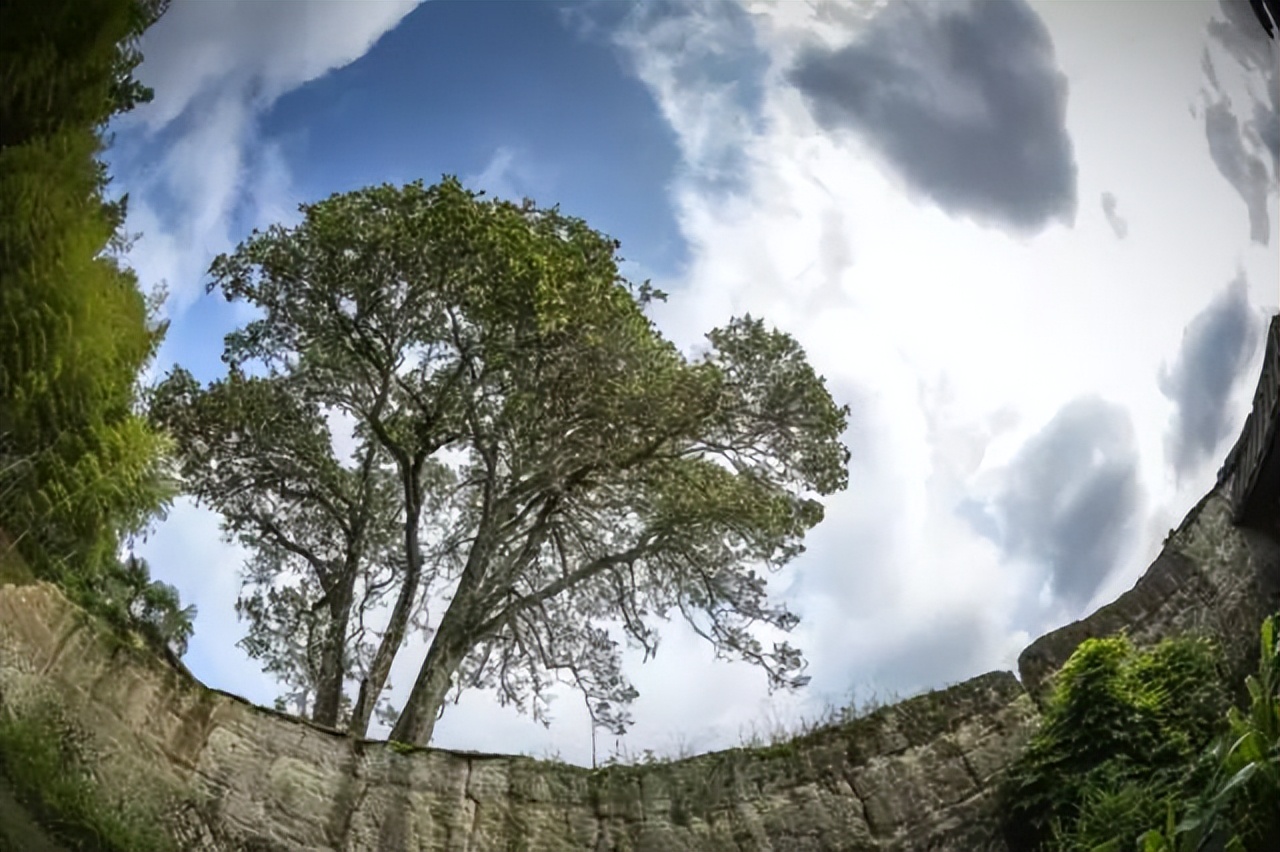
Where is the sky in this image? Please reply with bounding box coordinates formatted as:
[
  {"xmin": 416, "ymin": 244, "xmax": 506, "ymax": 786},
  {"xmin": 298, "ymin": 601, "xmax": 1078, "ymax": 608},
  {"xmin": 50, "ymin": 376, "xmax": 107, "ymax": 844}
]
[{"xmin": 110, "ymin": 0, "xmax": 1280, "ymax": 767}]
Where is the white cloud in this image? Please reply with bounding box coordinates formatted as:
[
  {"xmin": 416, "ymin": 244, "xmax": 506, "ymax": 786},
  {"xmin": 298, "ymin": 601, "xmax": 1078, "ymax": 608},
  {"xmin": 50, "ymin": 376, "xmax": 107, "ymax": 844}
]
[
  {"xmin": 574, "ymin": 0, "xmax": 1280, "ymax": 759},
  {"xmin": 139, "ymin": 499, "xmax": 280, "ymax": 707},
  {"xmin": 610, "ymin": 2, "xmax": 764, "ymax": 182},
  {"xmin": 463, "ymin": 146, "xmax": 554, "ymax": 205},
  {"xmin": 110, "ymin": 0, "xmax": 417, "ymax": 315},
  {"xmin": 116, "ymin": 91, "xmax": 261, "ymax": 317},
  {"xmin": 467, "ymin": 147, "xmax": 521, "ymax": 201},
  {"xmin": 126, "ymin": 1, "xmax": 419, "ymax": 132}
]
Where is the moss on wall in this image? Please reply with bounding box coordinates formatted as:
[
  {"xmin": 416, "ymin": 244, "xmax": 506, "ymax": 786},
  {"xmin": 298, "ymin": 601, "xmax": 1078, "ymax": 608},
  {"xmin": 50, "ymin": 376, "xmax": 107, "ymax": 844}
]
[
  {"xmin": 0, "ymin": 772, "xmax": 73, "ymax": 852},
  {"xmin": 0, "ymin": 701, "xmax": 176, "ymax": 851}
]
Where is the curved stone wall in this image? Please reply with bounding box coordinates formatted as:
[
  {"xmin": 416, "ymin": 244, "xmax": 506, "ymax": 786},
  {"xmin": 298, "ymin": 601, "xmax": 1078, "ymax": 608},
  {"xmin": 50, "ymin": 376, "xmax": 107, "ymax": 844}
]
[
  {"xmin": 0, "ymin": 577, "xmax": 1036, "ymax": 851},
  {"xmin": 1, "ymin": 485, "xmax": 1275, "ymax": 850}
]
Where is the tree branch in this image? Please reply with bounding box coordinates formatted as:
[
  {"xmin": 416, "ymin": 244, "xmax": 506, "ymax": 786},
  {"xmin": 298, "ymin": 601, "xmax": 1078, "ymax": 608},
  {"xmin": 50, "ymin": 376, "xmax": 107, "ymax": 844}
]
[
  {"xmin": 252, "ymin": 513, "xmax": 337, "ymax": 593},
  {"xmin": 474, "ymin": 532, "xmax": 667, "ymax": 638}
]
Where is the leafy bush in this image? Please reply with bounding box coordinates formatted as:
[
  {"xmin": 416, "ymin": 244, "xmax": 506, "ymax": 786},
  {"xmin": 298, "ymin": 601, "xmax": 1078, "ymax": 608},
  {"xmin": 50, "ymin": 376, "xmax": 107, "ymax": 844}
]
[
  {"xmin": 999, "ymin": 632, "xmax": 1230, "ymax": 851},
  {"xmin": 1001, "ymin": 616, "xmax": 1280, "ymax": 852},
  {"xmin": 0, "ymin": 0, "xmax": 192, "ymax": 655},
  {"xmin": 1137, "ymin": 614, "xmax": 1280, "ymax": 852}
]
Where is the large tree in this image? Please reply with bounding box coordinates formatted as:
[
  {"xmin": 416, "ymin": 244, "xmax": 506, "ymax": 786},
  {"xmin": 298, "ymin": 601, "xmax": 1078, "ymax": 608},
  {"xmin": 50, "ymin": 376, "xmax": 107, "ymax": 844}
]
[{"xmin": 156, "ymin": 178, "xmax": 850, "ymax": 745}]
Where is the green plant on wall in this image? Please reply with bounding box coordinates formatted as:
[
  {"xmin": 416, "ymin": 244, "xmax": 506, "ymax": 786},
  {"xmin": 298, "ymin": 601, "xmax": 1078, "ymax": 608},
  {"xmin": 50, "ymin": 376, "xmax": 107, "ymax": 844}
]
[
  {"xmin": 1000, "ymin": 616, "xmax": 1280, "ymax": 852},
  {"xmin": 998, "ymin": 632, "xmax": 1230, "ymax": 852},
  {"xmin": 0, "ymin": 704, "xmax": 173, "ymax": 852},
  {"xmin": 1214, "ymin": 612, "xmax": 1280, "ymax": 846},
  {"xmin": 1134, "ymin": 613, "xmax": 1280, "ymax": 852}
]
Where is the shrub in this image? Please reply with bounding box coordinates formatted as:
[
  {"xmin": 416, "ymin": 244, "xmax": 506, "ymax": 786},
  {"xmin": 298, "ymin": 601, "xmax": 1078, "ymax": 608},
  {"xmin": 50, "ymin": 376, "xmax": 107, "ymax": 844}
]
[{"xmin": 999, "ymin": 632, "xmax": 1229, "ymax": 852}]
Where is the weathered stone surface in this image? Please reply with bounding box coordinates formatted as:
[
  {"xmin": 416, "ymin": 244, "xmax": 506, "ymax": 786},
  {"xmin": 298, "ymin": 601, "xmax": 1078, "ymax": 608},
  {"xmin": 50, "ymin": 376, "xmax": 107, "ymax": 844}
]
[
  {"xmin": 0, "ymin": 487, "xmax": 1272, "ymax": 851},
  {"xmin": 0, "ymin": 579, "xmax": 1037, "ymax": 851},
  {"xmin": 1018, "ymin": 490, "xmax": 1280, "ymax": 703}
]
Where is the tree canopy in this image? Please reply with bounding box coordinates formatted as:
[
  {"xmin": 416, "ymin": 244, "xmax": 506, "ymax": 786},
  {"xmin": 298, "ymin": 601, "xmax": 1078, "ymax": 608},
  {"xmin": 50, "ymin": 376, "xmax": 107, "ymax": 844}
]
[{"xmin": 154, "ymin": 177, "xmax": 850, "ymax": 745}]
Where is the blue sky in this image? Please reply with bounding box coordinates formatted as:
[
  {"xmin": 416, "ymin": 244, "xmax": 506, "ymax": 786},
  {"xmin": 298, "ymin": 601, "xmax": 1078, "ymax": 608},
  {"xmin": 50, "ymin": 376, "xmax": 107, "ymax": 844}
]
[
  {"xmin": 111, "ymin": 0, "xmax": 1278, "ymax": 766},
  {"xmin": 256, "ymin": 2, "xmax": 689, "ymax": 270}
]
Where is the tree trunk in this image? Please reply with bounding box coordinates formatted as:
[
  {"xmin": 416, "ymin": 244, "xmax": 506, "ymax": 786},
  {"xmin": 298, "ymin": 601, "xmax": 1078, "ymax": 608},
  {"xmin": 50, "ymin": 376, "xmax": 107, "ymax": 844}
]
[
  {"xmin": 387, "ymin": 608, "xmax": 470, "ymax": 746},
  {"xmin": 346, "ymin": 566, "xmax": 422, "ymax": 736},
  {"xmin": 311, "ymin": 575, "xmax": 355, "ymax": 727},
  {"xmin": 387, "ymin": 482, "xmax": 535, "ymax": 744},
  {"xmin": 347, "ymin": 489, "xmax": 424, "ymax": 737},
  {"xmin": 388, "ymin": 500, "xmax": 508, "ymax": 745}
]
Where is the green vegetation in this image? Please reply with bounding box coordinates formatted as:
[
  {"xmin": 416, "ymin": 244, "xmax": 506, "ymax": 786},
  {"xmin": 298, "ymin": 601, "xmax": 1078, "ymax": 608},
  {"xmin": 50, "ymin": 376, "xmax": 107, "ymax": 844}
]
[
  {"xmin": 1000, "ymin": 616, "xmax": 1280, "ymax": 852},
  {"xmin": 0, "ymin": 0, "xmax": 194, "ymax": 657},
  {"xmin": 386, "ymin": 739, "xmax": 419, "ymax": 756},
  {"xmin": 0, "ymin": 703, "xmax": 171, "ymax": 852},
  {"xmin": 1133, "ymin": 614, "xmax": 1280, "ymax": 852}
]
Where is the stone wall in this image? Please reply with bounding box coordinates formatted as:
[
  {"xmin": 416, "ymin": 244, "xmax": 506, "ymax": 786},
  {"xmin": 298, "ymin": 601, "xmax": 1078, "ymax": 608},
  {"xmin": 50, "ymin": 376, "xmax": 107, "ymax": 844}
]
[
  {"xmin": 0, "ymin": 577, "xmax": 1036, "ymax": 851},
  {"xmin": 1, "ymin": 485, "xmax": 1275, "ymax": 851},
  {"xmin": 1018, "ymin": 490, "xmax": 1280, "ymax": 703}
]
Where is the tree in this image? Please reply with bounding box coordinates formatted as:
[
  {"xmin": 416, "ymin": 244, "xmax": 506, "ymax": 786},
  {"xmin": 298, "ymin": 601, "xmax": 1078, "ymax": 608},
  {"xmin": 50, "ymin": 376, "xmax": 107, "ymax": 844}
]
[
  {"xmin": 150, "ymin": 366, "xmax": 431, "ymax": 727},
  {"xmin": 157, "ymin": 178, "xmax": 850, "ymax": 745},
  {"xmin": 0, "ymin": 0, "xmax": 191, "ymax": 657}
]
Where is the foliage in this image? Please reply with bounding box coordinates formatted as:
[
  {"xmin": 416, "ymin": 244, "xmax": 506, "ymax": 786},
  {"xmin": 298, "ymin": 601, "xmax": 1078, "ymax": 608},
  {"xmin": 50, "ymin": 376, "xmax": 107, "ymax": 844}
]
[
  {"xmin": 149, "ymin": 364, "xmax": 408, "ymax": 727},
  {"xmin": 0, "ymin": 0, "xmax": 167, "ymax": 147},
  {"xmin": 0, "ymin": 703, "xmax": 173, "ymax": 852},
  {"xmin": 159, "ymin": 177, "xmax": 851, "ymax": 745},
  {"xmin": 999, "ymin": 632, "xmax": 1230, "ymax": 852},
  {"xmin": 94, "ymin": 554, "xmax": 196, "ymax": 659},
  {"xmin": 1001, "ymin": 617, "xmax": 1280, "ymax": 852},
  {"xmin": 1132, "ymin": 614, "xmax": 1280, "ymax": 852},
  {"xmin": 0, "ymin": 0, "xmax": 191, "ymax": 656},
  {"xmin": 1212, "ymin": 612, "xmax": 1280, "ymax": 846}
]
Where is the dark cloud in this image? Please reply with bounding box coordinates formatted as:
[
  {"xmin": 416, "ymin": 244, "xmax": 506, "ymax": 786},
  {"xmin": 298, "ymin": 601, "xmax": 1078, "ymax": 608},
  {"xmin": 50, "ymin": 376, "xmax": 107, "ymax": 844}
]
[
  {"xmin": 966, "ymin": 398, "xmax": 1140, "ymax": 609},
  {"xmin": 1100, "ymin": 191, "xmax": 1129, "ymax": 239},
  {"xmin": 1254, "ymin": 99, "xmax": 1280, "ymax": 165},
  {"xmin": 1205, "ymin": 101, "xmax": 1274, "ymax": 243},
  {"xmin": 788, "ymin": 0, "xmax": 1076, "ymax": 234},
  {"xmin": 1159, "ymin": 276, "xmax": 1261, "ymax": 479},
  {"xmin": 1203, "ymin": 0, "xmax": 1279, "ymax": 244}
]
